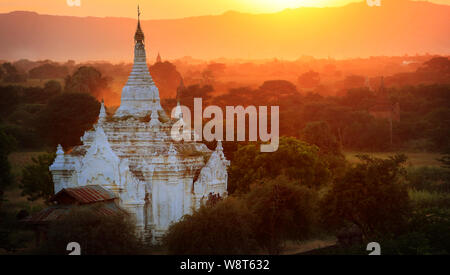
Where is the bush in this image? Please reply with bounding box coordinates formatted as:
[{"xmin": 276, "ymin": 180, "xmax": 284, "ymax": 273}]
[
  {"xmin": 301, "ymin": 121, "xmax": 341, "ymax": 155},
  {"xmin": 0, "ymin": 124, "xmax": 41, "ymax": 149},
  {"xmin": 0, "ymin": 86, "xmax": 20, "ymax": 119},
  {"xmin": 0, "ymin": 210, "xmax": 34, "ymax": 252},
  {"xmin": 378, "ymin": 208, "xmax": 450, "ymax": 255},
  {"xmin": 244, "ymin": 176, "xmax": 317, "ymax": 254},
  {"xmin": 409, "ymin": 190, "xmax": 450, "ymax": 209},
  {"xmin": 320, "ymin": 154, "xmax": 411, "ymax": 239},
  {"xmin": 0, "ymin": 129, "xmax": 16, "ymax": 195},
  {"xmin": 36, "ymin": 207, "xmax": 144, "ymax": 255},
  {"xmin": 164, "ymin": 198, "xmax": 258, "ymax": 255},
  {"xmin": 164, "ymin": 176, "xmax": 318, "ymax": 255},
  {"xmin": 407, "ymin": 166, "xmax": 450, "ymax": 193},
  {"xmin": 20, "ymin": 152, "xmax": 55, "ymax": 203},
  {"xmin": 229, "ymin": 137, "xmax": 331, "ymax": 194},
  {"xmin": 36, "ymin": 92, "xmax": 100, "ymax": 149}
]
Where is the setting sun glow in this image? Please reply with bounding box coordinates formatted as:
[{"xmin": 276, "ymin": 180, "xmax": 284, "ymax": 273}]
[
  {"xmin": 244, "ymin": 0, "xmax": 351, "ymax": 12},
  {"xmin": 0, "ymin": 0, "xmax": 447, "ymax": 19}
]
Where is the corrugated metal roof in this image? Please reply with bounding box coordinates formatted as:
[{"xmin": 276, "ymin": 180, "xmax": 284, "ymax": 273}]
[
  {"xmin": 22, "ymin": 202, "xmax": 126, "ymax": 225},
  {"xmin": 50, "ymin": 185, "xmax": 117, "ymax": 204},
  {"xmin": 21, "ymin": 206, "xmax": 70, "ymax": 224}
]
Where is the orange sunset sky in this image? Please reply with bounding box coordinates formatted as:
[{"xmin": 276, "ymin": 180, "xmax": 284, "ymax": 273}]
[{"xmin": 1, "ymin": 0, "xmax": 449, "ymax": 19}]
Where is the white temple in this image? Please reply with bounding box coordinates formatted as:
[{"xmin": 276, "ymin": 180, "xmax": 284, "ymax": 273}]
[{"xmin": 49, "ymin": 8, "xmax": 229, "ymax": 242}]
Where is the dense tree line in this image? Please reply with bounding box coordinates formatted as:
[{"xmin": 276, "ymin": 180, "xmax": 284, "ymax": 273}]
[
  {"xmin": 0, "ymin": 66, "xmax": 105, "ymax": 150},
  {"xmin": 0, "ymin": 57, "xmax": 448, "ymax": 254},
  {"xmin": 171, "ymin": 80, "xmax": 450, "ymax": 152}
]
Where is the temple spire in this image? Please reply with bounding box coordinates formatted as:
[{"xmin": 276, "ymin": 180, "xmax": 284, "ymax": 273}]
[
  {"xmin": 115, "ymin": 5, "xmax": 165, "ymax": 118},
  {"xmin": 135, "ymin": 5, "xmax": 145, "ymax": 43},
  {"xmin": 98, "ymin": 98, "xmax": 106, "ymax": 124},
  {"xmin": 216, "ymin": 140, "xmax": 223, "ymax": 152},
  {"xmin": 176, "ymin": 78, "xmax": 185, "ymax": 102},
  {"xmin": 156, "ymin": 52, "xmax": 162, "ymax": 63}
]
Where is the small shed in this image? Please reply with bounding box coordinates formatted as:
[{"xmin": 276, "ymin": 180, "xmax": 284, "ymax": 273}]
[{"xmin": 22, "ymin": 185, "xmax": 126, "ymax": 246}]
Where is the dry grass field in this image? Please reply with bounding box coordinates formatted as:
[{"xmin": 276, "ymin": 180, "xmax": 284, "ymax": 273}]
[{"xmin": 344, "ymin": 151, "xmax": 443, "ymax": 167}]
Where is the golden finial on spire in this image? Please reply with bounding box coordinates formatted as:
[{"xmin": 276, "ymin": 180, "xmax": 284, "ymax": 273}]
[{"xmin": 134, "ymin": 5, "xmax": 145, "ymax": 43}]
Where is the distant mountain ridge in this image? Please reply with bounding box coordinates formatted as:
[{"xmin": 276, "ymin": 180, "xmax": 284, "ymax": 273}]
[{"xmin": 0, "ymin": 0, "xmax": 449, "ymax": 61}]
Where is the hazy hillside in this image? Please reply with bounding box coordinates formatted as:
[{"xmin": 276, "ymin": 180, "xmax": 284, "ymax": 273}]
[{"xmin": 0, "ymin": 0, "xmax": 449, "ymax": 61}]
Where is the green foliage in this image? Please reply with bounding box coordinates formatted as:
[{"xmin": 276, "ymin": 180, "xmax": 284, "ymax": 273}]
[
  {"xmin": 301, "ymin": 121, "xmax": 341, "ymax": 155},
  {"xmin": 64, "ymin": 66, "xmax": 109, "ymax": 98},
  {"xmin": 179, "ymin": 84, "xmax": 214, "ymax": 111},
  {"xmin": 320, "ymin": 154, "xmax": 411, "ymax": 239},
  {"xmin": 407, "ymin": 166, "xmax": 450, "ymax": 193},
  {"xmin": 439, "ymin": 154, "xmax": 450, "ymax": 169},
  {"xmin": 297, "ymin": 70, "xmax": 320, "ymax": 89},
  {"xmin": 0, "ymin": 124, "xmax": 41, "ymax": 150},
  {"xmin": 418, "ymin": 56, "xmax": 450, "ymax": 74},
  {"xmin": 164, "ymin": 177, "xmax": 317, "ymax": 255},
  {"xmin": 164, "ymin": 198, "xmax": 258, "ymax": 255},
  {"xmin": 0, "ymin": 86, "xmax": 20, "ymax": 119},
  {"xmin": 37, "ymin": 92, "xmax": 100, "ymax": 148},
  {"xmin": 43, "ymin": 80, "xmax": 62, "ymax": 95},
  {"xmin": 0, "ymin": 130, "xmax": 17, "ymax": 193},
  {"xmin": 228, "ymin": 137, "xmax": 331, "ymax": 194},
  {"xmin": 244, "ymin": 176, "xmax": 317, "ymax": 254},
  {"xmin": 374, "ymin": 208, "xmax": 450, "ymax": 255},
  {"xmin": 391, "ymin": 84, "xmax": 450, "ymax": 151},
  {"xmin": 0, "ymin": 210, "xmax": 34, "ymax": 252},
  {"xmin": 28, "ymin": 63, "xmax": 68, "ymax": 80},
  {"xmin": 1, "ymin": 63, "xmax": 27, "ymax": 83},
  {"xmin": 19, "ymin": 152, "xmax": 55, "ymax": 203},
  {"xmin": 409, "ymin": 190, "xmax": 450, "ymax": 209},
  {"xmin": 425, "ymin": 107, "xmax": 450, "ymax": 151},
  {"xmin": 36, "ymin": 208, "xmax": 144, "ymax": 255},
  {"xmin": 340, "ymin": 88, "xmax": 376, "ymax": 110}
]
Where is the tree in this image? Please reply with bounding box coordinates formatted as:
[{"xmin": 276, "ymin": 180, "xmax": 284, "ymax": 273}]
[
  {"xmin": 1, "ymin": 63, "xmax": 27, "ymax": 83},
  {"xmin": 0, "ymin": 131, "xmax": 17, "ymax": 254},
  {"xmin": 426, "ymin": 107, "xmax": 450, "ymax": 151},
  {"xmin": 245, "ymin": 176, "xmax": 317, "ymax": 254},
  {"xmin": 206, "ymin": 63, "xmax": 226, "ymax": 75},
  {"xmin": 20, "ymin": 152, "xmax": 55, "ymax": 203},
  {"xmin": 149, "ymin": 61, "xmax": 182, "ymax": 98},
  {"xmin": 37, "ymin": 208, "xmax": 145, "ymax": 255},
  {"xmin": 0, "ymin": 130, "xmax": 16, "ymax": 205},
  {"xmin": 64, "ymin": 66, "xmax": 109, "ymax": 98},
  {"xmin": 201, "ymin": 69, "xmax": 214, "ymax": 85},
  {"xmin": 179, "ymin": 84, "xmax": 214, "ymax": 112},
  {"xmin": 228, "ymin": 137, "xmax": 331, "ymax": 194},
  {"xmin": 342, "ymin": 75, "xmax": 365, "ymax": 90},
  {"xmin": 0, "ymin": 86, "xmax": 20, "ymax": 119},
  {"xmin": 163, "ymin": 198, "xmax": 258, "ymax": 255},
  {"xmin": 0, "ymin": 123, "xmax": 41, "ymax": 150},
  {"xmin": 0, "ymin": 65, "xmax": 4, "ymax": 80},
  {"xmin": 438, "ymin": 149, "xmax": 450, "ymax": 169},
  {"xmin": 301, "ymin": 121, "xmax": 346, "ymax": 178},
  {"xmin": 418, "ymin": 57, "xmax": 450, "ymax": 74},
  {"xmin": 341, "ymin": 88, "xmax": 376, "ymax": 110},
  {"xmin": 2, "ymin": 63, "xmax": 17, "ymax": 76},
  {"xmin": 44, "ymin": 80, "xmax": 62, "ymax": 95},
  {"xmin": 29, "ymin": 63, "xmax": 69, "ymax": 81},
  {"xmin": 320, "ymin": 154, "xmax": 411, "ymax": 239},
  {"xmin": 37, "ymin": 93, "xmax": 100, "ymax": 149},
  {"xmin": 298, "ymin": 70, "xmax": 320, "ymax": 89},
  {"xmin": 260, "ymin": 80, "xmax": 298, "ymax": 95},
  {"xmin": 301, "ymin": 121, "xmax": 340, "ymax": 155}
]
